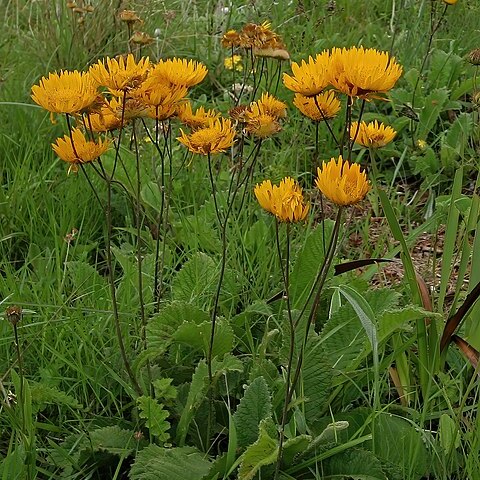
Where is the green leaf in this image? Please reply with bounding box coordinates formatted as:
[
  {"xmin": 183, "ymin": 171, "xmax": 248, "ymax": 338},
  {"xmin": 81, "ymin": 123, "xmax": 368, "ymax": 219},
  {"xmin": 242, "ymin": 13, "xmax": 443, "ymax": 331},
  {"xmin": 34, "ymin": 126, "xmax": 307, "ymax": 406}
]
[
  {"xmin": 417, "ymin": 88, "xmax": 449, "ymax": 140},
  {"xmin": 88, "ymin": 425, "xmax": 141, "ymax": 456},
  {"xmin": 320, "ymin": 448, "xmax": 387, "ymax": 480},
  {"xmin": 146, "ymin": 302, "xmax": 209, "ymax": 358},
  {"xmin": 440, "ymin": 113, "xmax": 474, "ymax": 171},
  {"xmin": 173, "ymin": 318, "xmax": 234, "ymax": 358},
  {"xmin": 176, "ymin": 360, "xmax": 208, "ymax": 446},
  {"xmin": 302, "ymin": 336, "xmax": 332, "ymax": 424},
  {"xmin": 289, "ymin": 221, "xmax": 334, "ymax": 309},
  {"xmin": 137, "ymin": 396, "xmax": 170, "ymax": 441},
  {"xmin": 67, "ymin": 261, "xmax": 109, "ymax": 309},
  {"xmin": 152, "ymin": 378, "xmax": 177, "ymax": 401},
  {"xmin": 237, "ymin": 420, "xmax": 278, "ymax": 480},
  {"xmin": 282, "ymin": 435, "xmax": 312, "ymax": 464},
  {"xmin": 29, "ymin": 382, "xmax": 82, "ymax": 413},
  {"xmin": 439, "ymin": 414, "xmax": 460, "ymax": 452},
  {"xmin": 233, "ymin": 376, "xmax": 272, "ymax": 448},
  {"xmin": 129, "ymin": 445, "xmax": 211, "ymax": 480}
]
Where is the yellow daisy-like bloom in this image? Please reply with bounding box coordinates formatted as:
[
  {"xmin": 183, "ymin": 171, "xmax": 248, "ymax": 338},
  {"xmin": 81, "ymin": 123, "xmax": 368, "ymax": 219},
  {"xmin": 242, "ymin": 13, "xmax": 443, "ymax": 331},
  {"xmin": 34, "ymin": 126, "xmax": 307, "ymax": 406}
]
[
  {"xmin": 350, "ymin": 120, "xmax": 396, "ymax": 148},
  {"xmin": 224, "ymin": 55, "xmax": 243, "ymax": 71},
  {"xmin": 221, "ymin": 29, "xmax": 241, "ymax": 48},
  {"xmin": 254, "ymin": 177, "xmax": 310, "ymax": 223},
  {"xmin": 150, "ymin": 58, "xmax": 208, "ymax": 88},
  {"xmin": 245, "ymin": 112, "xmax": 281, "ymax": 138},
  {"xmin": 329, "ymin": 46, "xmax": 402, "ymax": 100},
  {"xmin": 133, "ymin": 76, "xmax": 188, "ymax": 107},
  {"xmin": 87, "ymin": 97, "xmax": 124, "ymax": 132},
  {"xmin": 443, "ymin": 0, "xmax": 457, "ymax": 4},
  {"xmin": 89, "ymin": 54, "xmax": 150, "ymax": 92},
  {"xmin": 177, "ymin": 102, "xmax": 221, "ymax": 130},
  {"xmin": 31, "ymin": 70, "xmax": 99, "ymax": 114},
  {"xmin": 177, "ymin": 118, "xmax": 235, "ymax": 155},
  {"xmin": 146, "ymin": 104, "xmax": 178, "ymax": 121},
  {"xmin": 293, "ymin": 91, "xmax": 341, "ymax": 121},
  {"xmin": 283, "ymin": 51, "xmax": 331, "ymax": 97},
  {"xmin": 254, "ymin": 92, "xmax": 287, "ymax": 119},
  {"xmin": 316, "ymin": 156, "xmax": 370, "ymax": 206},
  {"xmin": 52, "ymin": 128, "xmax": 111, "ymax": 173}
]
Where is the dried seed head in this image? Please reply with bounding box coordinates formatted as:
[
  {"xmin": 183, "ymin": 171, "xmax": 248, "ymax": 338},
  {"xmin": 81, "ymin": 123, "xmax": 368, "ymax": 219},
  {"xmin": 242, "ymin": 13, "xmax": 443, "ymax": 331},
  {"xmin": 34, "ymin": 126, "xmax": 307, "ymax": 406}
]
[
  {"xmin": 468, "ymin": 48, "xmax": 480, "ymax": 66},
  {"xmin": 119, "ymin": 9, "xmax": 141, "ymax": 24},
  {"xmin": 5, "ymin": 306, "xmax": 22, "ymax": 326},
  {"xmin": 130, "ymin": 31, "xmax": 154, "ymax": 45}
]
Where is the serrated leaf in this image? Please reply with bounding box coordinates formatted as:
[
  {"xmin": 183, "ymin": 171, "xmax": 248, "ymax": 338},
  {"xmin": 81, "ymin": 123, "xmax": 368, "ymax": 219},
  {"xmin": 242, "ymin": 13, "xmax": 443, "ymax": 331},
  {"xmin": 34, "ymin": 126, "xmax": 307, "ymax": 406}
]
[
  {"xmin": 129, "ymin": 445, "xmax": 210, "ymax": 480},
  {"xmin": 29, "ymin": 382, "xmax": 82, "ymax": 413},
  {"xmin": 320, "ymin": 448, "xmax": 387, "ymax": 480},
  {"xmin": 152, "ymin": 378, "xmax": 177, "ymax": 401},
  {"xmin": 237, "ymin": 421, "xmax": 278, "ymax": 480},
  {"xmin": 173, "ymin": 318, "xmax": 234, "ymax": 358},
  {"xmin": 302, "ymin": 336, "xmax": 332, "ymax": 424},
  {"xmin": 137, "ymin": 396, "xmax": 170, "ymax": 441},
  {"xmin": 378, "ymin": 306, "xmax": 440, "ymax": 342},
  {"xmin": 67, "ymin": 261, "xmax": 109, "ymax": 309},
  {"xmin": 88, "ymin": 426, "xmax": 141, "ymax": 456},
  {"xmin": 233, "ymin": 376, "xmax": 272, "ymax": 448},
  {"xmin": 146, "ymin": 302, "xmax": 209, "ymax": 357}
]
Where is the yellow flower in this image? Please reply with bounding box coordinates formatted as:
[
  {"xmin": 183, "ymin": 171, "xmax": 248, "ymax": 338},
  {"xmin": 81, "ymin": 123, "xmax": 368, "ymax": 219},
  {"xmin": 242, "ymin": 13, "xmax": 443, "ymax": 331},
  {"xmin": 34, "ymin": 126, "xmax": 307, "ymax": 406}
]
[
  {"xmin": 443, "ymin": 0, "xmax": 458, "ymax": 4},
  {"xmin": 150, "ymin": 58, "xmax": 208, "ymax": 88},
  {"xmin": 177, "ymin": 102, "xmax": 221, "ymax": 130},
  {"xmin": 254, "ymin": 177, "xmax": 309, "ymax": 223},
  {"xmin": 31, "ymin": 70, "xmax": 99, "ymax": 114},
  {"xmin": 133, "ymin": 76, "xmax": 187, "ymax": 107},
  {"xmin": 328, "ymin": 46, "xmax": 402, "ymax": 100},
  {"xmin": 283, "ymin": 51, "xmax": 331, "ymax": 97},
  {"xmin": 245, "ymin": 112, "xmax": 281, "ymax": 138},
  {"xmin": 221, "ymin": 29, "xmax": 241, "ymax": 48},
  {"xmin": 52, "ymin": 128, "xmax": 111, "ymax": 173},
  {"xmin": 315, "ymin": 156, "xmax": 370, "ymax": 206},
  {"xmin": 87, "ymin": 97, "xmax": 125, "ymax": 132},
  {"xmin": 416, "ymin": 139, "xmax": 427, "ymax": 150},
  {"xmin": 350, "ymin": 120, "xmax": 396, "ymax": 148},
  {"xmin": 89, "ymin": 54, "xmax": 150, "ymax": 92},
  {"xmin": 177, "ymin": 118, "xmax": 236, "ymax": 155},
  {"xmin": 254, "ymin": 92, "xmax": 287, "ymax": 119},
  {"xmin": 224, "ymin": 55, "xmax": 243, "ymax": 71},
  {"xmin": 293, "ymin": 91, "xmax": 341, "ymax": 121}
]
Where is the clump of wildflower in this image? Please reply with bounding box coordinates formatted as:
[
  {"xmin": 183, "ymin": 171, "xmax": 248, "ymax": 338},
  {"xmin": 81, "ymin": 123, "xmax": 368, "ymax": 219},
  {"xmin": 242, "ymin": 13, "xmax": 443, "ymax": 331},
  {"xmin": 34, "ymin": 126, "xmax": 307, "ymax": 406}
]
[
  {"xmin": 350, "ymin": 120, "xmax": 396, "ymax": 148},
  {"xmin": 328, "ymin": 46, "xmax": 402, "ymax": 100},
  {"xmin": 315, "ymin": 156, "xmax": 370, "ymax": 206},
  {"xmin": 224, "ymin": 55, "xmax": 243, "ymax": 71},
  {"xmin": 31, "ymin": 70, "xmax": 99, "ymax": 114},
  {"xmin": 52, "ymin": 128, "xmax": 111, "ymax": 173},
  {"xmin": 283, "ymin": 51, "xmax": 331, "ymax": 97},
  {"xmin": 254, "ymin": 177, "xmax": 310, "ymax": 222},
  {"xmin": 293, "ymin": 90, "xmax": 341, "ymax": 121},
  {"xmin": 86, "ymin": 97, "xmax": 125, "ymax": 132},
  {"xmin": 177, "ymin": 118, "xmax": 236, "ymax": 155}
]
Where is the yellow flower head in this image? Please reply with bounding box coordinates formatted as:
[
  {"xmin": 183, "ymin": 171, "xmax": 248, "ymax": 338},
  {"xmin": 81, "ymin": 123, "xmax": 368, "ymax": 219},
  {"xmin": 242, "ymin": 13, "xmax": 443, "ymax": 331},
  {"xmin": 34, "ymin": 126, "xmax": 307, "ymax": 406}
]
[
  {"xmin": 245, "ymin": 112, "xmax": 281, "ymax": 138},
  {"xmin": 177, "ymin": 118, "xmax": 236, "ymax": 155},
  {"xmin": 31, "ymin": 70, "xmax": 99, "ymax": 114},
  {"xmin": 416, "ymin": 139, "xmax": 427, "ymax": 150},
  {"xmin": 150, "ymin": 58, "xmax": 208, "ymax": 88},
  {"xmin": 221, "ymin": 29, "xmax": 241, "ymax": 48},
  {"xmin": 87, "ymin": 97, "xmax": 125, "ymax": 132},
  {"xmin": 350, "ymin": 120, "xmax": 396, "ymax": 148},
  {"xmin": 89, "ymin": 54, "xmax": 150, "ymax": 92},
  {"xmin": 329, "ymin": 46, "xmax": 402, "ymax": 100},
  {"xmin": 177, "ymin": 102, "xmax": 221, "ymax": 130},
  {"xmin": 283, "ymin": 51, "xmax": 331, "ymax": 97},
  {"xmin": 52, "ymin": 128, "xmax": 111, "ymax": 173},
  {"xmin": 315, "ymin": 156, "xmax": 370, "ymax": 206},
  {"xmin": 254, "ymin": 177, "xmax": 310, "ymax": 223},
  {"xmin": 224, "ymin": 55, "xmax": 243, "ymax": 71},
  {"xmin": 133, "ymin": 75, "xmax": 188, "ymax": 107},
  {"xmin": 293, "ymin": 90, "xmax": 341, "ymax": 121},
  {"xmin": 443, "ymin": 0, "xmax": 458, "ymax": 4},
  {"xmin": 254, "ymin": 92, "xmax": 287, "ymax": 119}
]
